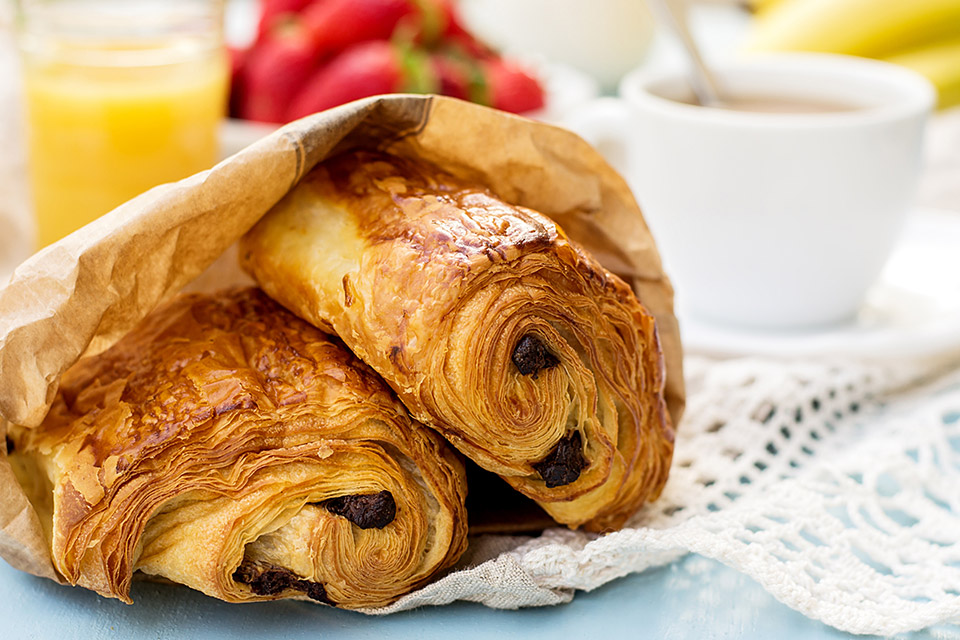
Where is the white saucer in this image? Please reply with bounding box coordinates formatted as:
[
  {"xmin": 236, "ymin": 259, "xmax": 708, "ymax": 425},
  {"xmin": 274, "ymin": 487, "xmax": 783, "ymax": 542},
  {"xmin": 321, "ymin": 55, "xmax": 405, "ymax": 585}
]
[{"xmin": 679, "ymin": 208, "xmax": 960, "ymax": 361}]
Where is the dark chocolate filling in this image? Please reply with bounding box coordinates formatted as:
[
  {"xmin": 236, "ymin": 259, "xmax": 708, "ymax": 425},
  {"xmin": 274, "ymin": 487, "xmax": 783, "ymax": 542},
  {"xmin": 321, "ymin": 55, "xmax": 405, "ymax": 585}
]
[
  {"xmin": 533, "ymin": 431, "xmax": 586, "ymax": 488},
  {"xmin": 233, "ymin": 561, "xmax": 330, "ymax": 603},
  {"xmin": 322, "ymin": 490, "xmax": 397, "ymax": 529},
  {"xmin": 512, "ymin": 335, "xmax": 560, "ymax": 378}
]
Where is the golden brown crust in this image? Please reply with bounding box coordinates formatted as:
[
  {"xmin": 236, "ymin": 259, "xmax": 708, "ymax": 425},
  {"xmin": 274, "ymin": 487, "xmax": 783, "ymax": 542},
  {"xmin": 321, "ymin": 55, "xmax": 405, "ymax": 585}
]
[
  {"xmin": 240, "ymin": 151, "xmax": 674, "ymax": 531},
  {"xmin": 8, "ymin": 288, "xmax": 467, "ymax": 607}
]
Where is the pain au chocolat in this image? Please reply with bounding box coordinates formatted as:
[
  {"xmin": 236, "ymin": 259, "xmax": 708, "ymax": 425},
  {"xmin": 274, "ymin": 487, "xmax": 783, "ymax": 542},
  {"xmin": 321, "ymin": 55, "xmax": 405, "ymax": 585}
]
[
  {"xmin": 240, "ymin": 150, "xmax": 675, "ymax": 532},
  {"xmin": 6, "ymin": 288, "xmax": 467, "ymax": 608}
]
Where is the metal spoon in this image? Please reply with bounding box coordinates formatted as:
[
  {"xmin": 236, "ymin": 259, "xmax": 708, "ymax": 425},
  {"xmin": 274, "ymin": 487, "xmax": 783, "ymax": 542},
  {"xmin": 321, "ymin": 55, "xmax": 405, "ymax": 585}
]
[{"xmin": 647, "ymin": 0, "xmax": 724, "ymax": 107}]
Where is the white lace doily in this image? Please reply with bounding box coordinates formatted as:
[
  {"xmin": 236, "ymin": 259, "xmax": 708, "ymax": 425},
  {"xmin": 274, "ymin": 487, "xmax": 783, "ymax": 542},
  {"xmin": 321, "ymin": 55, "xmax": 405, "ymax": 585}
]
[{"xmin": 373, "ymin": 355, "xmax": 960, "ymax": 636}]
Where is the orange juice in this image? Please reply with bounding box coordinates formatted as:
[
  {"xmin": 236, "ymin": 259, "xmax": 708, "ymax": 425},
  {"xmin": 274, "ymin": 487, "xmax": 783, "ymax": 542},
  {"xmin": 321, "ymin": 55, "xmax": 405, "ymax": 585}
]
[{"xmin": 20, "ymin": 4, "xmax": 228, "ymax": 248}]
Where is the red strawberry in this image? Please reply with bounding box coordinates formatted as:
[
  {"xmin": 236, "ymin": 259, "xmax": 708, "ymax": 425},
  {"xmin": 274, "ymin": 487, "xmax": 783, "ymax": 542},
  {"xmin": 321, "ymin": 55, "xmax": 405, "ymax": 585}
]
[
  {"xmin": 443, "ymin": 31, "xmax": 496, "ymax": 61},
  {"xmin": 240, "ymin": 20, "xmax": 320, "ymax": 123},
  {"xmin": 227, "ymin": 46, "xmax": 248, "ymax": 118},
  {"xmin": 256, "ymin": 0, "xmax": 316, "ymax": 44},
  {"xmin": 438, "ymin": 0, "xmax": 468, "ymax": 38},
  {"xmin": 300, "ymin": 0, "xmax": 417, "ymax": 57},
  {"xmin": 481, "ymin": 59, "xmax": 545, "ymax": 114},
  {"xmin": 430, "ymin": 53, "xmax": 468, "ymax": 100},
  {"xmin": 287, "ymin": 40, "xmax": 436, "ymax": 120},
  {"xmin": 402, "ymin": 0, "xmax": 446, "ymax": 46},
  {"xmin": 434, "ymin": 0, "xmax": 493, "ymax": 57},
  {"xmin": 430, "ymin": 48, "xmax": 484, "ymax": 102}
]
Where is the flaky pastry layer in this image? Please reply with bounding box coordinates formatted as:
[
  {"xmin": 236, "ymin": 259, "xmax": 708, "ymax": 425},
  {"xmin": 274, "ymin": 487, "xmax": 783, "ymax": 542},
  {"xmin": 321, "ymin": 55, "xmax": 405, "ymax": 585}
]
[
  {"xmin": 240, "ymin": 151, "xmax": 674, "ymax": 531},
  {"xmin": 7, "ymin": 288, "xmax": 467, "ymax": 607}
]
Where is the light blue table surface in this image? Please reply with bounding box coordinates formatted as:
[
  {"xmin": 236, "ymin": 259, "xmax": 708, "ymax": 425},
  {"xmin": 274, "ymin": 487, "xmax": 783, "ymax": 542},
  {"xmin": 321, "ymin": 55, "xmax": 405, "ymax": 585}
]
[{"xmin": 2, "ymin": 552, "xmax": 954, "ymax": 640}]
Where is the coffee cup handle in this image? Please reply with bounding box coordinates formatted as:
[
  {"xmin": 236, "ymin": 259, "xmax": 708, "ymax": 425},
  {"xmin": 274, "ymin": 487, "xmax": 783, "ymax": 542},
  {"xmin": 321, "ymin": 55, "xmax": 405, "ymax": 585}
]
[{"xmin": 561, "ymin": 97, "xmax": 635, "ymax": 180}]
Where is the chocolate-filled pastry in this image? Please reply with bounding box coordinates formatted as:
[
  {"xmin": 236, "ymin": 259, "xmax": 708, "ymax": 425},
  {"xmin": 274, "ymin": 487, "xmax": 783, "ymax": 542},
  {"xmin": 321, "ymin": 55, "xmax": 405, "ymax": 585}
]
[
  {"xmin": 6, "ymin": 288, "xmax": 467, "ymax": 608},
  {"xmin": 240, "ymin": 151, "xmax": 674, "ymax": 531}
]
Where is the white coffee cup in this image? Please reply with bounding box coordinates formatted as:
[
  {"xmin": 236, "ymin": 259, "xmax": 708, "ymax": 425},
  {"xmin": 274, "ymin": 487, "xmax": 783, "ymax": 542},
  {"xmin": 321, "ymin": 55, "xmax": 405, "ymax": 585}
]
[{"xmin": 567, "ymin": 54, "xmax": 935, "ymax": 330}]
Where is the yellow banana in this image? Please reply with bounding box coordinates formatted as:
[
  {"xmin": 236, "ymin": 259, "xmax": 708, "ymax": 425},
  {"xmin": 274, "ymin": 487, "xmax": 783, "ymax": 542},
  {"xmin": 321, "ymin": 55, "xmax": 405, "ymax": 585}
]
[
  {"xmin": 886, "ymin": 36, "xmax": 960, "ymax": 108},
  {"xmin": 745, "ymin": 0, "xmax": 785, "ymax": 14},
  {"xmin": 744, "ymin": 0, "xmax": 960, "ymax": 59}
]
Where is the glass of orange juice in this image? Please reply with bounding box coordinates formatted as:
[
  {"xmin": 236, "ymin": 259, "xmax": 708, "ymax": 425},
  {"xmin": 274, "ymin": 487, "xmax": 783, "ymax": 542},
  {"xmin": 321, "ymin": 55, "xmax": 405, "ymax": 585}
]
[{"xmin": 16, "ymin": 0, "xmax": 228, "ymax": 249}]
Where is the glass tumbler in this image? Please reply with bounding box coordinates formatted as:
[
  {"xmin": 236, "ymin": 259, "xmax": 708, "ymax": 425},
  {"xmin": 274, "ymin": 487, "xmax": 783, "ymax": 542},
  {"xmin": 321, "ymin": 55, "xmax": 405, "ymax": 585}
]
[{"xmin": 17, "ymin": 0, "xmax": 228, "ymax": 249}]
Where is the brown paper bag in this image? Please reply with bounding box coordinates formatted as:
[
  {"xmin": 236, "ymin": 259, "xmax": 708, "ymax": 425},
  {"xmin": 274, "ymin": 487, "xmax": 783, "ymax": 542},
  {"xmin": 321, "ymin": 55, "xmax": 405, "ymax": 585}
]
[{"xmin": 0, "ymin": 94, "xmax": 684, "ymax": 586}]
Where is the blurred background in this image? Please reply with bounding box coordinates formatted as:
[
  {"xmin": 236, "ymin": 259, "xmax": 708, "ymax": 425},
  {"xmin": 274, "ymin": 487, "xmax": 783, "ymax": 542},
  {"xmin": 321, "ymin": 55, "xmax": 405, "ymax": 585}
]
[{"xmin": 1, "ymin": 0, "xmax": 959, "ymax": 272}]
